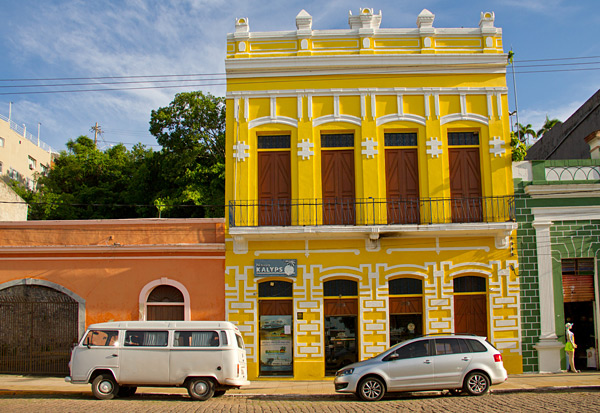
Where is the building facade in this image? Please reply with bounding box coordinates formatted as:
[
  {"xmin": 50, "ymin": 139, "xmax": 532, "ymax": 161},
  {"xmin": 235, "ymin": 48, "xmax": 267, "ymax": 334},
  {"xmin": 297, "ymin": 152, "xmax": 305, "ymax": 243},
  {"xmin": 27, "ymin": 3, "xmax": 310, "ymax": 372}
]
[
  {"xmin": 0, "ymin": 218, "xmax": 225, "ymax": 375},
  {"xmin": 0, "ymin": 112, "xmax": 57, "ymax": 190},
  {"xmin": 514, "ymin": 160, "xmax": 600, "ymax": 373},
  {"xmin": 224, "ymin": 9, "xmax": 521, "ymax": 380}
]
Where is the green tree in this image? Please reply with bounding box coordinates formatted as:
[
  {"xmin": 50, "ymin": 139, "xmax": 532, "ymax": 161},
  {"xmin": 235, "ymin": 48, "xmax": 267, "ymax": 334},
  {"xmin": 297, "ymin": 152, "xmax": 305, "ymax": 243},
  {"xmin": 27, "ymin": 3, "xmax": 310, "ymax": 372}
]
[
  {"xmin": 536, "ymin": 116, "xmax": 561, "ymax": 139},
  {"xmin": 510, "ymin": 131, "xmax": 527, "ymax": 161},
  {"xmin": 149, "ymin": 91, "xmax": 225, "ymax": 218},
  {"xmin": 24, "ymin": 135, "xmax": 155, "ymax": 220},
  {"xmin": 515, "ymin": 123, "xmax": 537, "ymax": 144}
]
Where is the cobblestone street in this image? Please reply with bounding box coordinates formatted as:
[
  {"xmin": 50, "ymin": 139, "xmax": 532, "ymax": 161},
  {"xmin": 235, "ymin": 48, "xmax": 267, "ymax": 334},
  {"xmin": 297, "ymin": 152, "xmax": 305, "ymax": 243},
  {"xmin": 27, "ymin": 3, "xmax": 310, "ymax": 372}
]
[{"xmin": 1, "ymin": 391, "xmax": 600, "ymax": 412}]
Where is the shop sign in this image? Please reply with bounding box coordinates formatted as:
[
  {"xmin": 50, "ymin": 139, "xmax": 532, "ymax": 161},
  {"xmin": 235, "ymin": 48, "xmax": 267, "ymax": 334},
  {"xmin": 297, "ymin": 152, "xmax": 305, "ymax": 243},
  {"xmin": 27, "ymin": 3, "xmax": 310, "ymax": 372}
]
[{"xmin": 254, "ymin": 259, "xmax": 297, "ymax": 277}]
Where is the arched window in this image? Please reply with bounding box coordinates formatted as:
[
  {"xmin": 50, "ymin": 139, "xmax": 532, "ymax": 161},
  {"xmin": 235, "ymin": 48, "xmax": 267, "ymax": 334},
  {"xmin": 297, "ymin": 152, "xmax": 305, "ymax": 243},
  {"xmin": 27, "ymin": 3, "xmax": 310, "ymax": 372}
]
[
  {"xmin": 146, "ymin": 285, "xmax": 185, "ymax": 321},
  {"xmin": 389, "ymin": 278, "xmax": 423, "ymax": 345}
]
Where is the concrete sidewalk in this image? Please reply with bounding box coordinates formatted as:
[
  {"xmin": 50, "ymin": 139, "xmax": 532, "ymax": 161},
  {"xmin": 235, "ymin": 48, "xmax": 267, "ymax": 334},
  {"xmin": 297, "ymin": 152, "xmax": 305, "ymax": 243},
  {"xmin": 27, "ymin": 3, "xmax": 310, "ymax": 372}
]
[{"xmin": 0, "ymin": 372, "xmax": 599, "ymax": 397}]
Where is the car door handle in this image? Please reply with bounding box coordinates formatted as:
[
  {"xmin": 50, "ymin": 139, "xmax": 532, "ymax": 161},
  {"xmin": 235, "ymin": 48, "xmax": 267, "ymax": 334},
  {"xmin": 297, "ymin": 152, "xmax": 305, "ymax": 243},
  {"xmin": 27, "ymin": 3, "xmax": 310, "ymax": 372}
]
[
  {"xmin": 423, "ymin": 360, "xmax": 432, "ymax": 364},
  {"xmin": 111, "ymin": 354, "xmax": 118, "ymax": 357},
  {"xmin": 461, "ymin": 357, "xmax": 470, "ymax": 361}
]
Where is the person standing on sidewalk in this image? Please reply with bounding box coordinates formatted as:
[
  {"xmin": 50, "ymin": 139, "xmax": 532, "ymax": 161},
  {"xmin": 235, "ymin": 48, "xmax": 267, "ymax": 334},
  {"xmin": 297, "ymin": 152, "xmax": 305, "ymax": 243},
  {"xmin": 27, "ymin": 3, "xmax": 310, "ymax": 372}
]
[{"xmin": 565, "ymin": 323, "xmax": 579, "ymax": 373}]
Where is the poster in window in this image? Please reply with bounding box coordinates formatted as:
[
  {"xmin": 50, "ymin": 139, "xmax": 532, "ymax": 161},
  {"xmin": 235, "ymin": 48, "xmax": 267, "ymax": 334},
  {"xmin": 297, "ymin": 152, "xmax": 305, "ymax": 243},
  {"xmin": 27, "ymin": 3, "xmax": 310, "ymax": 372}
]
[{"xmin": 259, "ymin": 315, "xmax": 293, "ymax": 375}]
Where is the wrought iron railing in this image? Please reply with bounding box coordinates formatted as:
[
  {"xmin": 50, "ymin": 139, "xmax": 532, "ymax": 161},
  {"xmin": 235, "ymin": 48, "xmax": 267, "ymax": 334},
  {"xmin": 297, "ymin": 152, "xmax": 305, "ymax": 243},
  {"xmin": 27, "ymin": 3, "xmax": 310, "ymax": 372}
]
[{"xmin": 229, "ymin": 196, "xmax": 515, "ymax": 227}]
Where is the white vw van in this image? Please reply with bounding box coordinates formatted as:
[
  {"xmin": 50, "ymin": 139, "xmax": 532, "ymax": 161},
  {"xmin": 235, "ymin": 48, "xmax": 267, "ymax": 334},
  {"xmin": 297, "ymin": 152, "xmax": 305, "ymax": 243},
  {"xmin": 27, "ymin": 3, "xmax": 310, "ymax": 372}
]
[{"xmin": 66, "ymin": 321, "xmax": 250, "ymax": 400}]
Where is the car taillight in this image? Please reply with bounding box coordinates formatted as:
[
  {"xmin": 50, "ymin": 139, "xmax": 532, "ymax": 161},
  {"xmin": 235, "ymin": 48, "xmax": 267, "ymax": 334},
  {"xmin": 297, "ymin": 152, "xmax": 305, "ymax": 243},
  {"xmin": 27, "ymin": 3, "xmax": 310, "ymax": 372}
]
[
  {"xmin": 494, "ymin": 354, "xmax": 503, "ymax": 362},
  {"xmin": 237, "ymin": 364, "xmax": 240, "ymax": 376}
]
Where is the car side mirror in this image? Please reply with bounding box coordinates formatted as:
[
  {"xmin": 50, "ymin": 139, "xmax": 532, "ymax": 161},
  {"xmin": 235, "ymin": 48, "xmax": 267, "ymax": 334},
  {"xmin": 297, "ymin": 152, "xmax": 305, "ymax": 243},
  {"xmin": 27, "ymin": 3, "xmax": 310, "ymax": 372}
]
[{"xmin": 85, "ymin": 337, "xmax": 91, "ymax": 349}]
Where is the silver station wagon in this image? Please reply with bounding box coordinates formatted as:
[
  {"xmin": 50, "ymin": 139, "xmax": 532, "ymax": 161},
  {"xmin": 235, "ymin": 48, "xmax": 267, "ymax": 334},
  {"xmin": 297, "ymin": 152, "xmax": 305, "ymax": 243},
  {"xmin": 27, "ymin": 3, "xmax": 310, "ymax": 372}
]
[{"xmin": 334, "ymin": 335, "xmax": 507, "ymax": 401}]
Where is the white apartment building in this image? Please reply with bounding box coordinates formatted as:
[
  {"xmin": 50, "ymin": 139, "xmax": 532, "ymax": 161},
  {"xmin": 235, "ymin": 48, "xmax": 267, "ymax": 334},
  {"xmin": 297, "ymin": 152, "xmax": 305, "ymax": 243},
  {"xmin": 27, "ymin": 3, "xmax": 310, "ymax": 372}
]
[{"xmin": 0, "ymin": 113, "xmax": 57, "ymax": 190}]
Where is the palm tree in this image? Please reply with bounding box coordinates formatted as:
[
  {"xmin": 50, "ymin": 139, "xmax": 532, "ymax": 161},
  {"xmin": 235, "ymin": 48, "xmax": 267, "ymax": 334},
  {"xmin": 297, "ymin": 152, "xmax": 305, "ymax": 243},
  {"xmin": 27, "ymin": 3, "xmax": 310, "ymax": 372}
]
[
  {"xmin": 536, "ymin": 116, "xmax": 561, "ymax": 139},
  {"xmin": 515, "ymin": 123, "xmax": 537, "ymax": 145}
]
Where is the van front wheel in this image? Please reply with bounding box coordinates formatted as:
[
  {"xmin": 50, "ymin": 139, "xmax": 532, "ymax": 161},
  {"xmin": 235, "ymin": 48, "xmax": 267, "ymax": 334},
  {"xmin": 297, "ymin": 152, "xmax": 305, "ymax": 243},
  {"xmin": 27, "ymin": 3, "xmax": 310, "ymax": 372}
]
[
  {"xmin": 92, "ymin": 374, "xmax": 119, "ymax": 400},
  {"xmin": 187, "ymin": 378, "xmax": 215, "ymax": 401}
]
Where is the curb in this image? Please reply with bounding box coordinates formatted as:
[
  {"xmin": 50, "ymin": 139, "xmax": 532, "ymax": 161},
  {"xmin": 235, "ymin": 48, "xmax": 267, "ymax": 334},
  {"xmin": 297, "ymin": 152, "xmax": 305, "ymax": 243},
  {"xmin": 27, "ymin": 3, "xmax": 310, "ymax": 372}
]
[{"xmin": 1, "ymin": 386, "xmax": 600, "ymax": 398}]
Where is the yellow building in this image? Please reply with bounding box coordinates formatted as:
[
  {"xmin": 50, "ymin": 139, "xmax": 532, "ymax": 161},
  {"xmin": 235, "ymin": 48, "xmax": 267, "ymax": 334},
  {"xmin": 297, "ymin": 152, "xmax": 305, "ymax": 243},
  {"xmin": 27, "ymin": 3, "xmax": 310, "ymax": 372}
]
[{"xmin": 225, "ymin": 8, "xmax": 521, "ymax": 380}]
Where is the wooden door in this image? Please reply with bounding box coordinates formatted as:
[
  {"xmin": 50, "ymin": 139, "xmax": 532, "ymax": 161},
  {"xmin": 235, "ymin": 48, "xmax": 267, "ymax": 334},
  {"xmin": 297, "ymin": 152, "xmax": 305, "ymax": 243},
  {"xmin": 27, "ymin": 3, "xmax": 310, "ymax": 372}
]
[
  {"xmin": 258, "ymin": 151, "xmax": 291, "ymax": 226},
  {"xmin": 449, "ymin": 148, "xmax": 482, "ymax": 222},
  {"xmin": 386, "ymin": 148, "xmax": 420, "ymax": 224},
  {"xmin": 454, "ymin": 294, "xmax": 487, "ymax": 337},
  {"xmin": 321, "ymin": 150, "xmax": 355, "ymax": 225}
]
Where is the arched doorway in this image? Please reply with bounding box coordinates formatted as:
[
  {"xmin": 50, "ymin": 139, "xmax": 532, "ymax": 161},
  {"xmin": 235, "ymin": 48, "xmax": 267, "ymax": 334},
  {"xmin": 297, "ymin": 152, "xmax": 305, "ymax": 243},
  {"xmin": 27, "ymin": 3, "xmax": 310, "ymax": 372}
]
[
  {"xmin": 258, "ymin": 280, "xmax": 293, "ymax": 376},
  {"xmin": 453, "ymin": 275, "xmax": 488, "ymax": 337},
  {"xmin": 0, "ymin": 284, "xmax": 79, "ymax": 375},
  {"xmin": 324, "ymin": 279, "xmax": 358, "ymax": 375},
  {"xmin": 146, "ymin": 285, "xmax": 185, "ymax": 321},
  {"xmin": 389, "ymin": 277, "xmax": 423, "ymax": 345}
]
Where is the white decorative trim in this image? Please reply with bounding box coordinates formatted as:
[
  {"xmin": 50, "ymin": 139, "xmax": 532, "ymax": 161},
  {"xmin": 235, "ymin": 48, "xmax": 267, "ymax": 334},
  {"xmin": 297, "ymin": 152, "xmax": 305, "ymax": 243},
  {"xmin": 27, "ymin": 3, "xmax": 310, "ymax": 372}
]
[
  {"xmin": 234, "ymin": 98, "xmax": 239, "ymax": 122},
  {"xmin": 426, "ymin": 137, "xmax": 443, "ymax": 158},
  {"xmin": 371, "ymin": 94, "xmax": 376, "ymax": 119},
  {"xmin": 397, "ymin": 94, "xmax": 404, "ymax": 115},
  {"xmin": 297, "ymin": 96, "xmax": 303, "ymax": 119},
  {"xmin": 300, "ymin": 39, "xmax": 308, "ymax": 50},
  {"xmin": 434, "ymin": 94, "xmax": 439, "ymax": 118},
  {"xmin": 487, "ymin": 94, "xmax": 492, "ymax": 119},
  {"xmin": 248, "ymin": 116, "xmax": 298, "ymax": 129},
  {"xmin": 270, "ymin": 96, "xmax": 276, "ymax": 117},
  {"xmin": 297, "ymin": 139, "xmax": 314, "ymax": 160},
  {"xmin": 361, "ymin": 94, "xmax": 366, "ymax": 119},
  {"xmin": 361, "ymin": 137, "xmax": 378, "ymax": 159},
  {"xmin": 460, "ymin": 94, "xmax": 467, "ymax": 115},
  {"xmin": 496, "ymin": 93, "xmax": 502, "ymax": 119},
  {"xmin": 244, "ymin": 98, "xmax": 249, "ymax": 122},
  {"xmin": 308, "ymin": 95, "xmax": 313, "ymax": 120},
  {"xmin": 233, "ymin": 141, "xmax": 250, "ymax": 161},
  {"xmin": 424, "ymin": 94, "xmax": 430, "ymax": 118},
  {"xmin": 376, "ymin": 113, "xmax": 426, "ymax": 126},
  {"xmin": 333, "ymin": 95, "xmax": 340, "ymax": 117},
  {"xmin": 489, "ymin": 136, "xmax": 506, "ymax": 157},
  {"xmin": 139, "ymin": 277, "xmax": 191, "ymax": 321},
  {"xmin": 313, "ymin": 114, "xmax": 361, "ymax": 127},
  {"xmin": 440, "ymin": 113, "xmax": 489, "ymax": 125}
]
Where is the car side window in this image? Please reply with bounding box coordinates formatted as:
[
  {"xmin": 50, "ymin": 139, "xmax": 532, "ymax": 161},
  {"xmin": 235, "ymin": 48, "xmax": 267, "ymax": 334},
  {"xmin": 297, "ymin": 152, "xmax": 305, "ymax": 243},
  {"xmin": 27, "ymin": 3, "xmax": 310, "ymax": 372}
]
[
  {"xmin": 124, "ymin": 330, "xmax": 168, "ymax": 347},
  {"xmin": 389, "ymin": 340, "xmax": 430, "ymax": 360},
  {"xmin": 434, "ymin": 338, "xmax": 463, "ymax": 355},
  {"xmin": 465, "ymin": 339, "xmax": 487, "ymax": 353},
  {"xmin": 84, "ymin": 330, "xmax": 119, "ymax": 346},
  {"xmin": 174, "ymin": 331, "xmax": 220, "ymax": 347}
]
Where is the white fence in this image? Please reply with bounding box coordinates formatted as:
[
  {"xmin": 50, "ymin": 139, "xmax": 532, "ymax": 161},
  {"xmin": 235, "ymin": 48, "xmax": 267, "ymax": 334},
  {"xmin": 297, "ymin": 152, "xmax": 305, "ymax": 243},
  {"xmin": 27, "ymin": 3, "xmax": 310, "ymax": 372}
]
[{"xmin": 0, "ymin": 113, "xmax": 56, "ymax": 153}]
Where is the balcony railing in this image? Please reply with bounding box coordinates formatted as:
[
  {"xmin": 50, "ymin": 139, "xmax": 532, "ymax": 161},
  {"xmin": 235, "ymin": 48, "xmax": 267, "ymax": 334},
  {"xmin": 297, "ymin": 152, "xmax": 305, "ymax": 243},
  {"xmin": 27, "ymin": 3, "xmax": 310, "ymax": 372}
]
[{"xmin": 229, "ymin": 196, "xmax": 515, "ymax": 227}]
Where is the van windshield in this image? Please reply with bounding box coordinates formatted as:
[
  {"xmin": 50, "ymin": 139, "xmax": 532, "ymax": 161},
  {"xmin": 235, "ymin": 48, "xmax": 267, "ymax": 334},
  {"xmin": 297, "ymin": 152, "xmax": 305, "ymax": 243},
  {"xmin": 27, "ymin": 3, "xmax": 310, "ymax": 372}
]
[{"xmin": 235, "ymin": 333, "xmax": 244, "ymax": 349}]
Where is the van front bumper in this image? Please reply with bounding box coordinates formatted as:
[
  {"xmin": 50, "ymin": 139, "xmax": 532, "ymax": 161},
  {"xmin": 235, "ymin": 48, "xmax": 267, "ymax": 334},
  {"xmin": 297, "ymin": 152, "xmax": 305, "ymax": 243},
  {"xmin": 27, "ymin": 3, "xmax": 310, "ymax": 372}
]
[{"xmin": 223, "ymin": 378, "xmax": 251, "ymax": 387}]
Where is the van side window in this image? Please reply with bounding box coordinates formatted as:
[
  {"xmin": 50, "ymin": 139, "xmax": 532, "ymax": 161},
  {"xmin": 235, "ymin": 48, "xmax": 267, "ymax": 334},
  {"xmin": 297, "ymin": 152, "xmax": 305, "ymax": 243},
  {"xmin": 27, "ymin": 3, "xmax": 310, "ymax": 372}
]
[
  {"xmin": 124, "ymin": 331, "xmax": 168, "ymax": 347},
  {"xmin": 220, "ymin": 331, "xmax": 228, "ymax": 346},
  {"xmin": 174, "ymin": 331, "xmax": 220, "ymax": 347},
  {"xmin": 84, "ymin": 330, "xmax": 119, "ymax": 346},
  {"xmin": 235, "ymin": 333, "xmax": 244, "ymax": 349}
]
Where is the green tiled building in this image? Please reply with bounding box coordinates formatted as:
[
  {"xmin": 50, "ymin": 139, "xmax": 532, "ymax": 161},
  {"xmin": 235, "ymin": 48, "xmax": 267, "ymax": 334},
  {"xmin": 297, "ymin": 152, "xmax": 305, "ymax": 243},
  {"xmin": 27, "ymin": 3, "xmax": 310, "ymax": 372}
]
[{"xmin": 514, "ymin": 159, "xmax": 600, "ymax": 372}]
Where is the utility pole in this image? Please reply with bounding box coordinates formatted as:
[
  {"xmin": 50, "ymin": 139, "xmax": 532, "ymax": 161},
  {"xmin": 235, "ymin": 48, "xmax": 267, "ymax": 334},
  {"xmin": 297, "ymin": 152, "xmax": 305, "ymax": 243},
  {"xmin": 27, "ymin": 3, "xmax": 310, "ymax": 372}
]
[{"xmin": 91, "ymin": 122, "xmax": 103, "ymax": 147}]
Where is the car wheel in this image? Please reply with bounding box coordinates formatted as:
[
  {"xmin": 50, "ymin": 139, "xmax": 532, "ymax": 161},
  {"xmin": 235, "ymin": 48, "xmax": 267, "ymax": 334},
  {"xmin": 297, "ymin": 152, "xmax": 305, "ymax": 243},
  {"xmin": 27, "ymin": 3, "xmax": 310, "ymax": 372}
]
[
  {"xmin": 187, "ymin": 378, "xmax": 215, "ymax": 401},
  {"xmin": 117, "ymin": 386, "xmax": 137, "ymax": 397},
  {"xmin": 213, "ymin": 390, "xmax": 226, "ymax": 397},
  {"xmin": 91, "ymin": 374, "xmax": 119, "ymax": 400},
  {"xmin": 463, "ymin": 371, "xmax": 490, "ymax": 396},
  {"xmin": 357, "ymin": 377, "xmax": 385, "ymax": 402}
]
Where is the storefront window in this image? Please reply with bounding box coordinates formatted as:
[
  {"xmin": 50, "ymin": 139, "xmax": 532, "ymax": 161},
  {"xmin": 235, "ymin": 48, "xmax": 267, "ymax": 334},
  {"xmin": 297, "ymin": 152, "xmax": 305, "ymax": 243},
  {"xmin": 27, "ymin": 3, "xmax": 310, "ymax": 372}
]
[{"xmin": 259, "ymin": 281, "xmax": 293, "ymax": 376}]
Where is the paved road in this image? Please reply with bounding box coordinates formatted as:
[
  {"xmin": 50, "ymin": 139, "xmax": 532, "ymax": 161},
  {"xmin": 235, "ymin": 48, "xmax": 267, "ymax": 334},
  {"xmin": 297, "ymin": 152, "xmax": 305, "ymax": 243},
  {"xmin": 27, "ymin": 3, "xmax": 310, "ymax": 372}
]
[{"xmin": 1, "ymin": 391, "xmax": 600, "ymax": 412}]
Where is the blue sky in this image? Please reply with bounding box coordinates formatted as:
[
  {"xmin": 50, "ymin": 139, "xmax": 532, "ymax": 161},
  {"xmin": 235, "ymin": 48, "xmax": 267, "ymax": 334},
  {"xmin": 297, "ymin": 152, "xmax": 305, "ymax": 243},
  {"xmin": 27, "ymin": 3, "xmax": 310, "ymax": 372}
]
[{"xmin": 1, "ymin": 0, "xmax": 598, "ymax": 152}]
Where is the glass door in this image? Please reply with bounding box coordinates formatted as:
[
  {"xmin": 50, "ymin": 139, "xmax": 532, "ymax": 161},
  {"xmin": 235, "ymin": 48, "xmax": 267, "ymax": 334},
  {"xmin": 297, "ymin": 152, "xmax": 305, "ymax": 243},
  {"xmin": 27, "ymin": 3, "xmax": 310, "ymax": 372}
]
[{"xmin": 325, "ymin": 315, "xmax": 357, "ymax": 375}]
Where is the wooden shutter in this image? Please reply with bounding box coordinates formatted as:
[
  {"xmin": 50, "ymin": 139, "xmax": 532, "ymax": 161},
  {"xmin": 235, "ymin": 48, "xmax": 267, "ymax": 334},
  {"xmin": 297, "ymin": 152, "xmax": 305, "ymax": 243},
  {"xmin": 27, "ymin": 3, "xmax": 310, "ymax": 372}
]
[
  {"xmin": 321, "ymin": 150, "xmax": 355, "ymax": 225},
  {"xmin": 324, "ymin": 299, "xmax": 358, "ymax": 316},
  {"xmin": 260, "ymin": 300, "xmax": 293, "ymax": 315},
  {"xmin": 449, "ymin": 148, "xmax": 482, "ymax": 222},
  {"xmin": 385, "ymin": 148, "xmax": 420, "ymax": 224},
  {"xmin": 258, "ymin": 151, "xmax": 291, "ymax": 226},
  {"xmin": 389, "ymin": 297, "xmax": 423, "ymax": 314}
]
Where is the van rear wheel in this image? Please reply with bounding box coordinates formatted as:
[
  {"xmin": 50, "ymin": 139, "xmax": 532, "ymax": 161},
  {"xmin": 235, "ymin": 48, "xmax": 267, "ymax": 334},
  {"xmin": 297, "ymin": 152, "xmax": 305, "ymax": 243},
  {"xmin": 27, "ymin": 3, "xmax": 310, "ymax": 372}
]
[
  {"xmin": 92, "ymin": 374, "xmax": 119, "ymax": 400},
  {"xmin": 187, "ymin": 378, "xmax": 215, "ymax": 401}
]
